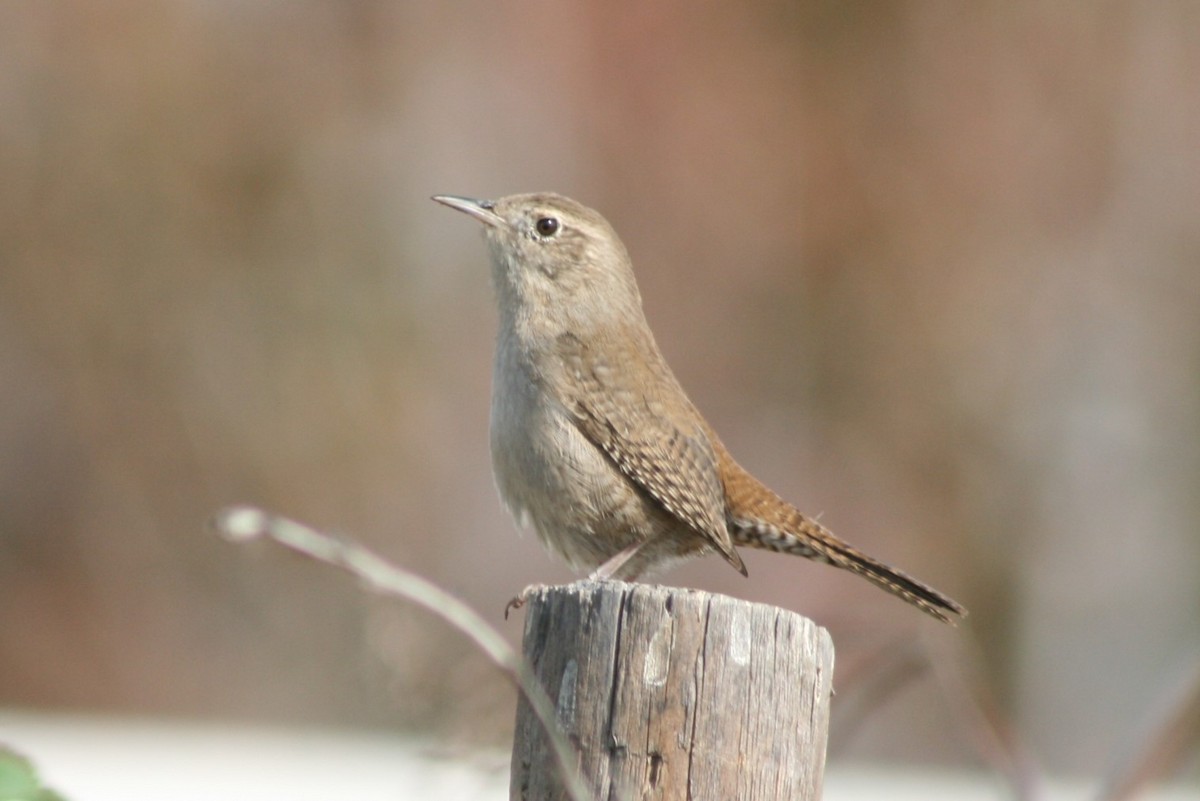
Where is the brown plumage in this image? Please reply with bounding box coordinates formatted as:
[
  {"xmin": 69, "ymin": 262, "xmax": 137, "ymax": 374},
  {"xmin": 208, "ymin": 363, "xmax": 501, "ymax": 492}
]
[
  {"xmin": 433, "ymin": 192, "xmax": 966, "ymax": 623},
  {"xmin": 712, "ymin": 430, "xmax": 965, "ymax": 623}
]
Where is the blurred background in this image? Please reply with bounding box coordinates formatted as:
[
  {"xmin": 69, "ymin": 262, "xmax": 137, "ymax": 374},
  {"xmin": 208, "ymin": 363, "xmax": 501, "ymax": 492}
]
[{"xmin": 1, "ymin": 0, "xmax": 1198, "ymax": 791}]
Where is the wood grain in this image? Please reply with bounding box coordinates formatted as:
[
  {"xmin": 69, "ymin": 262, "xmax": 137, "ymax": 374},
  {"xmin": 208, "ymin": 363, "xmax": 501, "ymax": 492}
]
[{"xmin": 510, "ymin": 581, "xmax": 834, "ymax": 800}]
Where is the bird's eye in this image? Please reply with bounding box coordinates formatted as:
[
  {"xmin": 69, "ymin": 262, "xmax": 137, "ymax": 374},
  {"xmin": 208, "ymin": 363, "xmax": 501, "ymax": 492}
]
[{"xmin": 535, "ymin": 216, "xmax": 560, "ymax": 237}]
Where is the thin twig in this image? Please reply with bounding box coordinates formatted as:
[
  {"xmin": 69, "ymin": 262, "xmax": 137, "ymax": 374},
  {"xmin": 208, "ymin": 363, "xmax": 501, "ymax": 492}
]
[
  {"xmin": 1098, "ymin": 652, "xmax": 1200, "ymax": 801},
  {"xmin": 211, "ymin": 504, "xmax": 592, "ymax": 801},
  {"xmin": 926, "ymin": 634, "xmax": 1045, "ymax": 801},
  {"xmin": 827, "ymin": 639, "xmax": 927, "ymax": 754}
]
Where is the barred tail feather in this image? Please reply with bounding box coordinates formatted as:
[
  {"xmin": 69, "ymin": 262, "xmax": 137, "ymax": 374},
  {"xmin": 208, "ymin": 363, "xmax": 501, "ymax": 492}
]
[
  {"xmin": 710, "ymin": 429, "xmax": 966, "ymax": 623},
  {"xmin": 820, "ymin": 537, "xmax": 966, "ymax": 624},
  {"xmin": 731, "ymin": 516, "xmax": 967, "ymax": 624}
]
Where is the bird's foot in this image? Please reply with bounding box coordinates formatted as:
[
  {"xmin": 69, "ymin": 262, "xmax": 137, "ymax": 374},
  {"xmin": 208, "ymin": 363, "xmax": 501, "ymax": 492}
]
[{"xmin": 504, "ymin": 583, "xmax": 548, "ymax": 619}]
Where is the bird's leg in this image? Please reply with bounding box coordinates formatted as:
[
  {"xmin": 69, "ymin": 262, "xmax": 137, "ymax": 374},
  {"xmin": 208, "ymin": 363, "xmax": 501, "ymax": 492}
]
[
  {"xmin": 506, "ymin": 542, "xmax": 644, "ymax": 619},
  {"xmin": 588, "ymin": 541, "xmax": 642, "ymax": 580}
]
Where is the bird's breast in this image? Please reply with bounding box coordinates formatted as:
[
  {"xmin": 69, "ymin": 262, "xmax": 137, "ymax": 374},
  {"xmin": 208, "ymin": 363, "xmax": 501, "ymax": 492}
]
[{"xmin": 488, "ymin": 337, "xmax": 653, "ymax": 569}]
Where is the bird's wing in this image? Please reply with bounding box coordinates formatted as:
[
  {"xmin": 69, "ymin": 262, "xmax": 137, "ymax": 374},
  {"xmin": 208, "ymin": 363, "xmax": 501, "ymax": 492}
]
[{"xmin": 557, "ymin": 332, "xmax": 746, "ymax": 574}]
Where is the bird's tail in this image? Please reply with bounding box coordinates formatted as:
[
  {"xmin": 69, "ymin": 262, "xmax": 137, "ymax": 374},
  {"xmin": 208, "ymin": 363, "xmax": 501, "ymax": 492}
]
[
  {"xmin": 714, "ymin": 443, "xmax": 966, "ymax": 623},
  {"xmin": 732, "ymin": 507, "xmax": 967, "ymax": 623},
  {"xmin": 706, "ymin": 423, "xmax": 966, "ymax": 622}
]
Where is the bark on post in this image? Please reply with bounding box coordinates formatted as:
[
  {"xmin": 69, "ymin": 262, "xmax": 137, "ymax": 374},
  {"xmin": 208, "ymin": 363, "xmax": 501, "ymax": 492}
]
[{"xmin": 510, "ymin": 581, "xmax": 834, "ymax": 801}]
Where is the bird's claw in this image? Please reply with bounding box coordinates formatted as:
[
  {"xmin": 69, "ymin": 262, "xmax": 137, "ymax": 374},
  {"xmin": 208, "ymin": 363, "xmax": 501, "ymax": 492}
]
[{"xmin": 504, "ymin": 583, "xmax": 547, "ymax": 619}]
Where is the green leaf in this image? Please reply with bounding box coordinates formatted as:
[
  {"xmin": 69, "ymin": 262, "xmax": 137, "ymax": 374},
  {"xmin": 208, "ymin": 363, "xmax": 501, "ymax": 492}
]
[{"xmin": 0, "ymin": 747, "xmax": 67, "ymax": 801}]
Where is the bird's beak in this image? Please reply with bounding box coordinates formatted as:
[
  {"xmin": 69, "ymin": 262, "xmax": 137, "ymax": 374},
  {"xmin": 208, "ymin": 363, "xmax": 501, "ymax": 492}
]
[{"xmin": 432, "ymin": 195, "xmax": 506, "ymax": 228}]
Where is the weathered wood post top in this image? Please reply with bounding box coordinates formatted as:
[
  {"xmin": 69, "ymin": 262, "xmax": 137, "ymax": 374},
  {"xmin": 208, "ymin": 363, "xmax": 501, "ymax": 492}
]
[{"xmin": 511, "ymin": 581, "xmax": 835, "ymax": 801}]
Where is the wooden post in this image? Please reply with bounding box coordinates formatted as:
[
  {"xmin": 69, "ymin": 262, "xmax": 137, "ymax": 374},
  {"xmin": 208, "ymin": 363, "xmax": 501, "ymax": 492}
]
[{"xmin": 510, "ymin": 581, "xmax": 834, "ymax": 801}]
